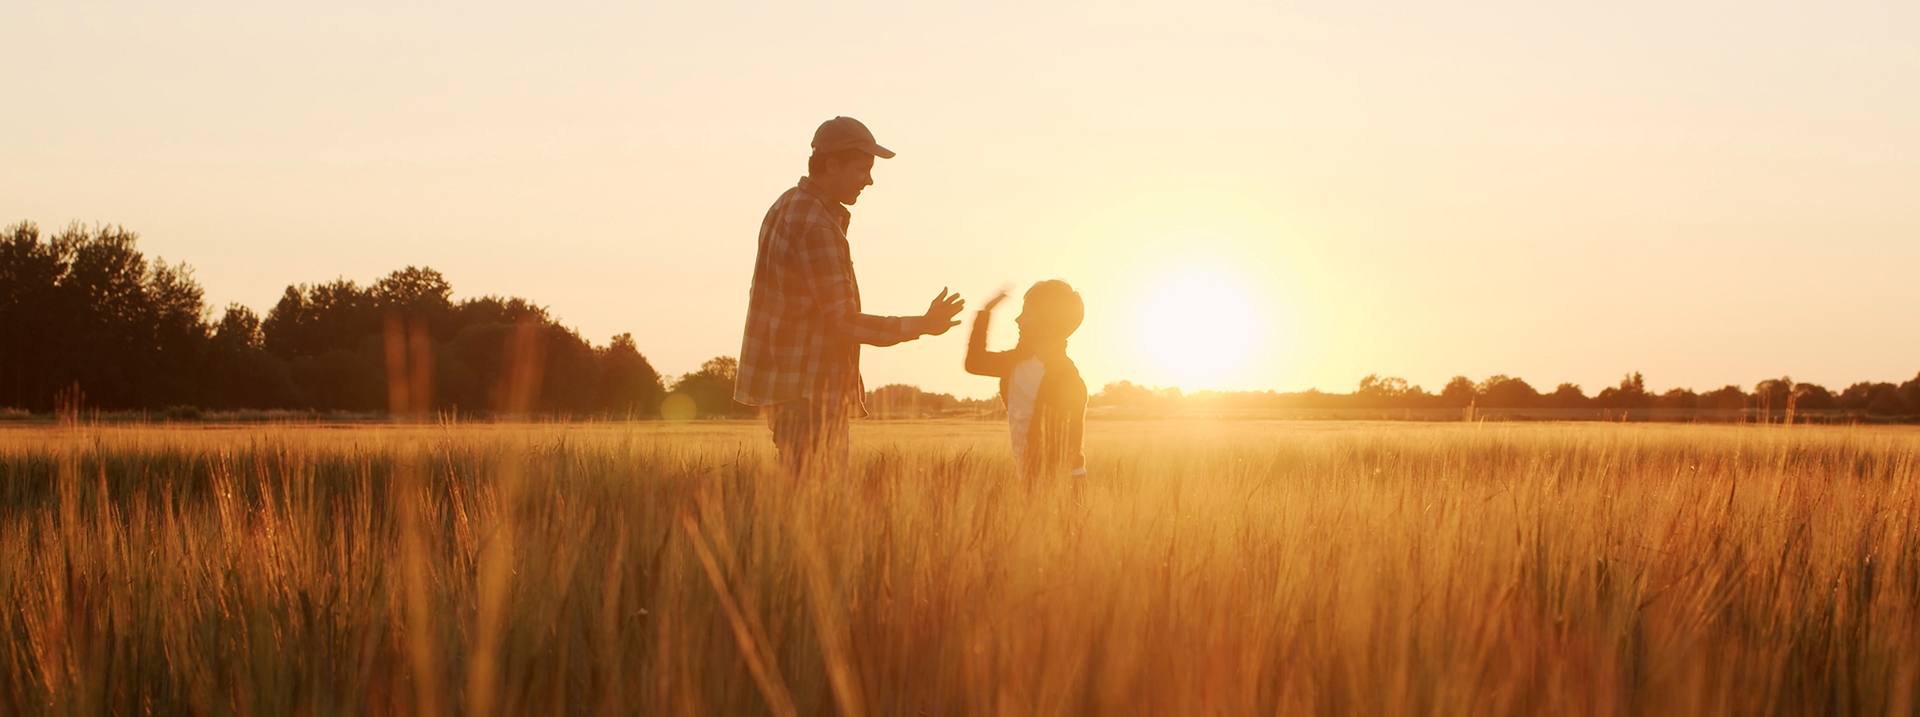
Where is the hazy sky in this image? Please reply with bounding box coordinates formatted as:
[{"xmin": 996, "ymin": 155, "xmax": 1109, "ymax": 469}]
[{"xmin": 7, "ymin": 1, "xmax": 1918, "ymax": 399}]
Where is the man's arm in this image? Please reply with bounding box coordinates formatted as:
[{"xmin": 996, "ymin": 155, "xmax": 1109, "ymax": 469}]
[{"xmin": 795, "ymin": 222, "xmax": 926, "ymax": 347}]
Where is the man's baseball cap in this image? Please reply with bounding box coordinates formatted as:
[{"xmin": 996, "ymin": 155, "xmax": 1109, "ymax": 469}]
[{"xmin": 812, "ymin": 116, "xmax": 895, "ymax": 159}]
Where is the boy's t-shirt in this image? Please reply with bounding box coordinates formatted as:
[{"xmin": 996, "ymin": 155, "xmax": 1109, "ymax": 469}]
[{"xmin": 1006, "ymin": 357, "xmax": 1046, "ymax": 468}]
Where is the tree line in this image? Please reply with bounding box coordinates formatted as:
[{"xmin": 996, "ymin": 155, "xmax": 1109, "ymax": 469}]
[
  {"xmin": 1095, "ymin": 371, "xmax": 1920, "ymax": 417},
  {"xmin": 1, "ymin": 222, "xmax": 674, "ymax": 417},
  {"xmin": 9, "ymin": 220, "xmax": 1918, "ymax": 421}
]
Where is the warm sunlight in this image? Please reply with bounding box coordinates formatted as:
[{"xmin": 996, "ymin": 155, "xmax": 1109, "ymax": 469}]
[
  {"xmin": 1105, "ymin": 227, "xmax": 1291, "ymax": 391},
  {"xmin": 12, "ymin": 3, "xmax": 1920, "ymax": 710},
  {"xmin": 1138, "ymin": 269, "xmax": 1262, "ymax": 389}
]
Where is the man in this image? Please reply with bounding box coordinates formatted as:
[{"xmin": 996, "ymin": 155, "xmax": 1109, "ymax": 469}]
[{"xmin": 734, "ymin": 116, "xmax": 965, "ymax": 480}]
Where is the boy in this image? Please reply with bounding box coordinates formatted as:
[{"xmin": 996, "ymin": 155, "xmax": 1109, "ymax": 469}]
[{"xmin": 965, "ymin": 280, "xmax": 1088, "ymax": 481}]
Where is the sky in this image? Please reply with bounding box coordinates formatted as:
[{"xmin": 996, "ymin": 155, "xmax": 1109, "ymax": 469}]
[{"xmin": 5, "ymin": 1, "xmax": 1918, "ymax": 399}]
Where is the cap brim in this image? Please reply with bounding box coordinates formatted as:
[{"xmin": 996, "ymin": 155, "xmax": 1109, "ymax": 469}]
[{"xmin": 865, "ymin": 142, "xmax": 896, "ymax": 159}]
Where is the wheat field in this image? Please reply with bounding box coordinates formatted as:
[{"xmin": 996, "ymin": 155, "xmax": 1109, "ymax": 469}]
[{"xmin": 3, "ymin": 419, "xmax": 1918, "ymax": 716}]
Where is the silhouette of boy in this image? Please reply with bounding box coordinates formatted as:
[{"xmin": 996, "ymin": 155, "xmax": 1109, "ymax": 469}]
[{"xmin": 965, "ymin": 281, "xmax": 1088, "ymax": 481}]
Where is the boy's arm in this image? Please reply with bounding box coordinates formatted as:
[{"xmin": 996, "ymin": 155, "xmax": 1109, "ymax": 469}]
[{"xmin": 964, "ymin": 309, "xmax": 1016, "ymax": 377}]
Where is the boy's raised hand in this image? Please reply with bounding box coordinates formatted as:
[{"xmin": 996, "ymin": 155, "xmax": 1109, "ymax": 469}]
[
  {"xmin": 918, "ymin": 287, "xmax": 965, "ymax": 336},
  {"xmin": 981, "ymin": 289, "xmax": 1009, "ymax": 313}
]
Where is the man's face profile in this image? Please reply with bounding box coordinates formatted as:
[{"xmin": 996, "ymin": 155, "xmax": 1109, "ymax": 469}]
[{"xmin": 816, "ymin": 153, "xmax": 876, "ymax": 206}]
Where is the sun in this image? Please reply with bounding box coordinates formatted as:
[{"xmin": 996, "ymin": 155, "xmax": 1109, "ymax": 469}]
[{"xmin": 1137, "ymin": 269, "xmax": 1261, "ymax": 389}]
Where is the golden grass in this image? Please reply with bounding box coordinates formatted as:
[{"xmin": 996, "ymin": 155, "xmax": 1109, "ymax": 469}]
[{"xmin": 3, "ymin": 420, "xmax": 1919, "ymax": 715}]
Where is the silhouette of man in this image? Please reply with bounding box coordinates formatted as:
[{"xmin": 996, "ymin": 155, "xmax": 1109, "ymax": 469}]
[{"xmin": 734, "ymin": 117, "xmax": 965, "ymax": 480}]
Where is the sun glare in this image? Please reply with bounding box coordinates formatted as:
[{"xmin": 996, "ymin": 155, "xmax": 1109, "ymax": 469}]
[{"xmin": 1138, "ymin": 270, "xmax": 1261, "ymax": 389}]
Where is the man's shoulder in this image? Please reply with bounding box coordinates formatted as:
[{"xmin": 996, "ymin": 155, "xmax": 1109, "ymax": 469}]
[
  {"xmin": 765, "ymin": 184, "xmax": 806, "ymax": 219},
  {"xmin": 762, "ymin": 187, "xmax": 826, "ymax": 249},
  {"xmin": 769, "ymin": 183, "xmax": 839, "ymax": 221}
]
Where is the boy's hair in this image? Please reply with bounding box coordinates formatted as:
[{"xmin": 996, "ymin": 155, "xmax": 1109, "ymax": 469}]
[
  {"xmin": 1023, "ymin": 280, "xmax": 1085, "ymax": 338},
  {"xmin": 807, "ymin": 148, "xmax": 869, "ymax": 177}
]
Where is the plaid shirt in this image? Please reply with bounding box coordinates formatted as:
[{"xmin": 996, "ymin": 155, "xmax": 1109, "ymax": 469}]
[{"xmin": 734, "ymin": 177, "xmax": 921, "ymax": 413}]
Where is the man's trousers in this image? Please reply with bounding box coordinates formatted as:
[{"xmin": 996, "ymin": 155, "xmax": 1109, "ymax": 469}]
[{"xmin": 764, "ymin": 397, "xmax": 851, "ymax": 481}]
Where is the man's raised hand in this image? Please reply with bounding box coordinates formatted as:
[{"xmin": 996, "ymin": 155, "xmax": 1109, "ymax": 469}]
[{"xmin": 918, "ymin": 287, "xmax": 965, "ymax": 336}]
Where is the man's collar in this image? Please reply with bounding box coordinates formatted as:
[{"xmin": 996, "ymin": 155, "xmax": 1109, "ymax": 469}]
[{"xmin": 796, "ymin": 177, "xmax": 849, "ymax": 217}]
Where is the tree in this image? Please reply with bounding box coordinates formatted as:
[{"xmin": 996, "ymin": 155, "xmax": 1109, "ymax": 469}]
[
  {"xmin": 0, "ymin": 222, "xmax": 210, "ymax": 410},
  {"xmin": 1700, "ymin": 385, "xmax": 1747, "ymax": 411},
  {"xmin": 669, "ymin": 357, "xmax": 751, "ymax": 417},
  {"xmin": 1898, "ymin": 373, "xmax": 1920, "ymax": 414},
  {"xmin": 1653, "ymin": 388, "xmax": 1697, "ymax": 409},
  {"xmin": 867, "ymin": 384, "xmax": 962, "ymax": 418},
  {"xmin": 445, "ymin": 321, "xmax": 516, "ymax": 411},
  {"xmin": 371, "ymin": 266, "xmax": 456, "ymax": 348},
  {"xmin": 1356, "ymin": 375, "xmax": 1415, "ymax": 407},
  {"xmin": 204, "ymin": 304, "xmax": 296, "ymax": 409},
  {"xmin": 214, "ymin": 303, "xmax": 264, "ymax": 349},
  {"xmin": 1838, "ymin": 382, "xmax": 1907, "ymax": 416},
  {"xmin": 1594, "ymin": 372, "xmax": 1652, "ymax": 409},
  {"xmin": 290, "ymin": 350, "xmax": 384, "ymax": 411},
  {"xmin": 1439, "ymin": 376, "xmax": 1477, "ymax": 408},
  {"xmin": 1751, "ymin": 376, "xmax": 1794, "ymax": 414},
  {"xmin": 1093, "ymin": 380, "xmax": 1155, "ymax": 408},
  {"xmin": 263, "ymin": 279, "xmax": 379, "ymax": 361},
  {"xmin": 1543, "ymin": 383, "xmax": 1590, "ymax": 409},
  {"xmin": 598, "ymin": 333, "xmax": 666, "ymax": 416},
  {"xmin": 1476, "ymin": 375, "xmax": 1539, "ymax": 409},
  {"xmin": 0, "ymin": 222, "xmax": 67, "ymax": 408},
  {"xmin": 261, "ymin": 280, "xmax": 385, "ymax": 410},
  {"xmin": 1792, "ymin": 383, "xmax": 1835, "ymax": 411},
  {"xmin": 370, "ymin": 266, "xmax": 453, "ymax": 313},
  {"xmin": 534, "ymin": 323, "xmax": 603, "ymax": 414}
]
